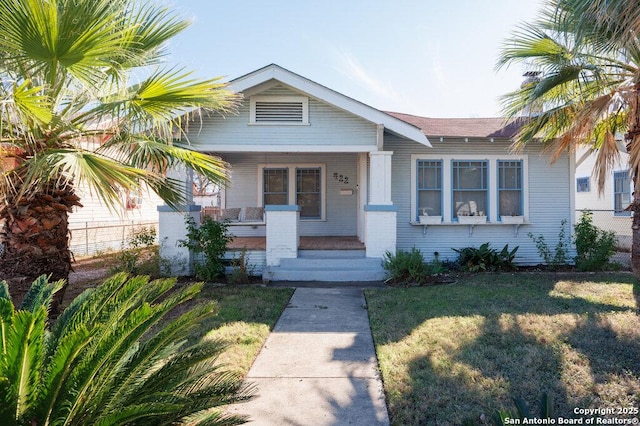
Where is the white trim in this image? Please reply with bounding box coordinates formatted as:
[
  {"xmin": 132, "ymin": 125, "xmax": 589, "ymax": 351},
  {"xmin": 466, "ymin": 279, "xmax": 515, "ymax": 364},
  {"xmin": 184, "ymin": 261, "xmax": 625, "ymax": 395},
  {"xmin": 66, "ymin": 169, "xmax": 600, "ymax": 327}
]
[
  {"xmin": 201, "ymin": 144, "xmax": 379, "ymax": 153},
  {"xmin": 410, "ymin": 154, "xmax": 529, "ymax": 224},
  {"xmin": 230, "ymin": 64, "xmax": 431, "ymax": 147},
  {"xmin": 249, "ymin": 95, "xmax": 309, "ymax": 125},
  {"xmin": 257, "ymin": 163, "xmax": 327, "ymax": 220}
]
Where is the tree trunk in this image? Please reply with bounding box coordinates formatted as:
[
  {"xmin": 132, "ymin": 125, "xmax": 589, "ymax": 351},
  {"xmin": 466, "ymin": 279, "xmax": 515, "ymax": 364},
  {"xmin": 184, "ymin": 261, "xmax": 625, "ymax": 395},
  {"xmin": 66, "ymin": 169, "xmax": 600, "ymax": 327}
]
[
  {"xmin": 0, "ymin": 181, "xmax": 81, "ymax": 311},
  {"xmin": 628, "ymin": 83, "xmax": 640, "ymax": 278}
]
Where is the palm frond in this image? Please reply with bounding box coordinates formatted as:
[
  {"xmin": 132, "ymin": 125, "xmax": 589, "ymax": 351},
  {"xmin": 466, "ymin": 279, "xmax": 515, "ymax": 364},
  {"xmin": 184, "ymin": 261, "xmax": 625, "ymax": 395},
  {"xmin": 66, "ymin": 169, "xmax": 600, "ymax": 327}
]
[
  {"xmin": 18, "ymin": 275, "xmax": 64, "ymax": 313},
  {"xmin": 1, "ymin": 308, "xmax": 47, "ymax": 422}
]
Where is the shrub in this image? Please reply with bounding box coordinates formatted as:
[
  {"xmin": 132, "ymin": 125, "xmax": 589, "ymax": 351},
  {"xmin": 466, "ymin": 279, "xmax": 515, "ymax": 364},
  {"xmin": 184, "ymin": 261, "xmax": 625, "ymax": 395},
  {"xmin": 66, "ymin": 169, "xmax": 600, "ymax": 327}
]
[
  {"xmin": 228, "ymin": 247, "xmax": 256, "ymax": 285},
  {"xmin": 0, "ymin": 274, "xmax": 252, "ymax": 425},
  {"xmin": 113, "ymin": 225, "xmax": 157, "ymax": 274},
  {"xmin": 382, "ymin": 248, "xmax": 445, "ymax": 284},
  {"xmin": 179, "ymin": 215, "xmax": 233, "ymax": 281},
  {"xmin": 574, "ymin": 211, "xmax": 617, "ymax": 271},
  {"xmin": 528, "ymin": 219, "xmax": 570, "ymax": 269},
  {"xmin": 453, "ymin": 243, "xmax": 518, "ymax": 272}
]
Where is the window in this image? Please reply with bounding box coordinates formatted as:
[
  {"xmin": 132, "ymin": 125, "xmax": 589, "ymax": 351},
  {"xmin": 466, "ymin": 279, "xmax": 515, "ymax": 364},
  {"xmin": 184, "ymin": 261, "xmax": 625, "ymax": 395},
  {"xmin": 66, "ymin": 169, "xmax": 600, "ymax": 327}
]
[
  {"xmin": 263, "ymin": 168, "xmax": 288, "ymax": 206},
  {"xmin": 250, "ymin": 96, "xmax": 309, "ymax": 125},
  {"xmin": 416, "ymin": 160, "xmax": 442, "ymax": 219},
  {"xmin": 259, "ymin": 164, "xmax": 325, "ymax": 220},
  {"xmin": 614, "ymin": 170, "xmax": 631, "ymax": 216},
  {"xmin": 452, "ymin": 160, "xmax": 488, "ymax": 219},
  {"xmin": 576, "ymin": 177, "xmax": 590, "ymax": 193},
  {"xmin": 296, "ymin": 168, "xmax": 321, "ymax": 219},
  {"xmin": 410, "ymin": 155, "xmax": 528, "ymax": 224},
  {"xmin": 498, "ymin": 160, "xmax": 523, "ymax": 217}
]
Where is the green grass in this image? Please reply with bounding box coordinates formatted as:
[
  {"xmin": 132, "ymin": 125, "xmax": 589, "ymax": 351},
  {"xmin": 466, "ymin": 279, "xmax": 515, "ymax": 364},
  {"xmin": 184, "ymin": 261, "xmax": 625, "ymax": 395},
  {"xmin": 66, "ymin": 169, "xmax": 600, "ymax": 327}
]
[
  {"xmin": 365, "ymin": 272, "xmax": 640, "ymax": 425},
  {"xmin": 174, "ymin": 285, "xmax": 294, "ymax": 375}
]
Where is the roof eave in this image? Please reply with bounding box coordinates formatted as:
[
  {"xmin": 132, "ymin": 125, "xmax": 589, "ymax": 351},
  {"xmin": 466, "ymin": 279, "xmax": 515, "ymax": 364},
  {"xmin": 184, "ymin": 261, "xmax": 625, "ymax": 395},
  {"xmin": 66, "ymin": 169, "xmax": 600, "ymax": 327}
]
[{"xmin": 230, "ymin": 64, "xmax": 431, "ymax": 148}]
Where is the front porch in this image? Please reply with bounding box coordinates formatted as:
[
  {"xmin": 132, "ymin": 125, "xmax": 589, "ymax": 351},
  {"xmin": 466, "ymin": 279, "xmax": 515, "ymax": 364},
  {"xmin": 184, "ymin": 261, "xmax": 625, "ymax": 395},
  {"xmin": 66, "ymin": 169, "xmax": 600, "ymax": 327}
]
[{"xmin": 228, "ymin": 236, "xmax": 365, "ymax": 251}]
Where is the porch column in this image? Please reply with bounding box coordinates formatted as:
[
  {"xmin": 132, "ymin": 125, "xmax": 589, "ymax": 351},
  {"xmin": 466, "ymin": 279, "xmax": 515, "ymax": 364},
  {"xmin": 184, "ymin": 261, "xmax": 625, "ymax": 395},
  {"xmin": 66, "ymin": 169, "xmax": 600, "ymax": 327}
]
[
  {"xmin": 158, "ymin": 166, "xmax": 198, "ymax": 276},
  {"xmin": 365, "ymin": 151, "xmax": 397, "ymax": 258},
  {"xmin": 265, "ymin": 205, "xmax": 300, "ymax": 266}
]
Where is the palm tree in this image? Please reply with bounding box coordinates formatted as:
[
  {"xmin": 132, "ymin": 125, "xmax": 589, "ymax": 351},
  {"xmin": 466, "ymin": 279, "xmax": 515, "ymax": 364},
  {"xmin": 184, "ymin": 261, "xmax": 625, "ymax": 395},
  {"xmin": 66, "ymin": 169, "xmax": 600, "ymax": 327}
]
[
  {"xmin": 0, "ymin": 0, "xmax": 236, "ymax": 305},
  {"xmin": 0, "ymin": 273, "xmax": 252, "ymax": 425},
  {"xmin": 496, "ymin": 0, "xmax": 640, "ymax": 275}
]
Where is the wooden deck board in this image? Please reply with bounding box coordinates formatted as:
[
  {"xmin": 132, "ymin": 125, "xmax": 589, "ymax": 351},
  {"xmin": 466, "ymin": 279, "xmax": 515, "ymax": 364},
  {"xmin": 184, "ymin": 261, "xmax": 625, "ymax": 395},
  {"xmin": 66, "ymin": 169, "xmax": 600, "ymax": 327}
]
[{"xmin": 227, "ymin": 236, "xmax": 364, "ymax": 251}]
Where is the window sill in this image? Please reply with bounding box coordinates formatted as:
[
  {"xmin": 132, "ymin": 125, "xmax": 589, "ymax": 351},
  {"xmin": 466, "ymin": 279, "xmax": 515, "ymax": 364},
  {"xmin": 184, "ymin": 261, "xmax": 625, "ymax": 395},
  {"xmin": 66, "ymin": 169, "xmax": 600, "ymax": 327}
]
[
  {"xmin": 248, "ymin": 122, "xmax": 310, "ymax": 126},
  {"xmin": 409, "ymin": 221, "xmax": 530, "ymax": 236}
]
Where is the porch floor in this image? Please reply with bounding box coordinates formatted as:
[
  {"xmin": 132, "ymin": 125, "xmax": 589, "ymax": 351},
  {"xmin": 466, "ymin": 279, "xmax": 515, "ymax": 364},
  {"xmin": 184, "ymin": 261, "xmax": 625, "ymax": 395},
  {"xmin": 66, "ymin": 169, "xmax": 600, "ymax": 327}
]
[{"xmin": 227, "ymin": 236, "xmax": 364, "ymax": 251}]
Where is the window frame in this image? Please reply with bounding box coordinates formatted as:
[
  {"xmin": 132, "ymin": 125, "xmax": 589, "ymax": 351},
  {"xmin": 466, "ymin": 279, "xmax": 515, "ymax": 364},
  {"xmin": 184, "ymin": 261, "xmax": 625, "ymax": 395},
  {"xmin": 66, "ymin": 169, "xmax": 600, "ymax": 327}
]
[
  {"xmin": 613, "ymin": 170, "xmax": 631, "ymax": 216},
  {"xmin": 576, "ymin": 176, "xmax": 590, "ymax": 193},
  {"xmin": 258, "ymin": 163, "xmax": 326, "ymax": 221},
  {"xmin": 410, "ymin": 154, "xmax": 529, "ymax": 224},
  {"xmin": 249, "ymin": 95, "xmax": 309, "ymax": 125},
  {"xmin": 262, "ymin": 167, "xmax": 289, "ymax": 207},
  {"xmin": 415, "ymin": 159, "xmax": 443, "ymax": 220},
  {"xmin": 452, "ymin": 159, "xmax": 489, "ymax": 221},
  {"xmin": 497, "ymin": 160, "xmax": 524, "ymax": 218}
]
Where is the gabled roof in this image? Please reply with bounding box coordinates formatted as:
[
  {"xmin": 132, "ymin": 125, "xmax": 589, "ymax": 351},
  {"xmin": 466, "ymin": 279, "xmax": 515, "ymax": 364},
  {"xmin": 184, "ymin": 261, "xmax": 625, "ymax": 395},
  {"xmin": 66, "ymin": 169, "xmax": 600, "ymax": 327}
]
[
  {"xmin": 229, "ymin": 64, "xmax": 431, "ymax": 147},
  {"xmin": 386, "ymin": 112, "xmax": 524, "ymax": 139}
]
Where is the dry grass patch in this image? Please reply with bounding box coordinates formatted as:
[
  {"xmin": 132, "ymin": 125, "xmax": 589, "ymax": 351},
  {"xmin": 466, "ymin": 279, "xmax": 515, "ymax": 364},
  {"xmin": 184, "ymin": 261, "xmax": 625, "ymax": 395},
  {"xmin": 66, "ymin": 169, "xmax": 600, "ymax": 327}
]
[{"xmin": 365, "ymin": 272, "xmax": 640, "ymax": 425}]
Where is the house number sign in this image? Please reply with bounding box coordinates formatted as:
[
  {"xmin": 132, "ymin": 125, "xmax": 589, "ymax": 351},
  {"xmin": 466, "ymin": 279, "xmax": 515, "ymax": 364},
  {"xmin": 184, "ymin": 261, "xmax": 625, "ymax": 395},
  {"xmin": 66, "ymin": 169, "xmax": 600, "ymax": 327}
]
[{"xmin": 333, "ymin": 172, "xmax": 349, "ymax": 184}]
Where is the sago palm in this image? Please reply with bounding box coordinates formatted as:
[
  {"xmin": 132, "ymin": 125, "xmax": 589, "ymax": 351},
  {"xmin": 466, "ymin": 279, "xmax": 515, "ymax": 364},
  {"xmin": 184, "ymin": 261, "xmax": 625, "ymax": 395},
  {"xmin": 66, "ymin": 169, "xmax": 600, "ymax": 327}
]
[
  {"xmin": 0, "ymin": 0, "xmax": 236, "ymax": 305},
  {"xmin": 496, "ymin": 0, "xmax": 640, "ymax": 274},
  {"xmin": 0, "ymin": 273, "xmax": 253, "ymax": 425}
]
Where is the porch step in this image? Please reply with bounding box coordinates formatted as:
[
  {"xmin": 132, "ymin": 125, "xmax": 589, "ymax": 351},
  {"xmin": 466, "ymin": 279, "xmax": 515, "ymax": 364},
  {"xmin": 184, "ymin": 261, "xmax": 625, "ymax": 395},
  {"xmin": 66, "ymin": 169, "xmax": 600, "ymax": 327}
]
[{"xmin": 263, "ymin": 255, "xmax": 385, "ymax": 282}]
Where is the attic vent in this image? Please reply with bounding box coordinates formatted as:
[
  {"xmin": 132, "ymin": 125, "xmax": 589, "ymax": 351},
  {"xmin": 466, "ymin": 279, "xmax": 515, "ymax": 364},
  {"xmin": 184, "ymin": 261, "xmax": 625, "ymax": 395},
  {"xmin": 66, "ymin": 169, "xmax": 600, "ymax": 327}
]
[
  {"xmin": 256, "ymin": 101, "xmax": 303, "ymax": 122},
  {"xmin": 250, "ymin": 95, "xmax": 309, "ymax": 125}
]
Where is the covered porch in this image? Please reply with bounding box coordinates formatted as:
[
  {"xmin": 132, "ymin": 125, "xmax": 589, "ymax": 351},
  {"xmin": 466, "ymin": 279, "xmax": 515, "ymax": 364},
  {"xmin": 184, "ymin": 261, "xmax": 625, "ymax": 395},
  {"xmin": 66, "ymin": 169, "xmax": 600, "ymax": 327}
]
[{"xmin": 228, "ymin": 235, "xmax": 365, "ymax": 251}]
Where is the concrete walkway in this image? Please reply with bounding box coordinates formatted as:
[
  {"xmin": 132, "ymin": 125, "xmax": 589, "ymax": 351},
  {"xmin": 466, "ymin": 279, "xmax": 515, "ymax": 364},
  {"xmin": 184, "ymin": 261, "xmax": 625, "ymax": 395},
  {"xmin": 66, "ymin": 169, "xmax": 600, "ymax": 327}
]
[{"xmin": 228, "ymin": 287, "xmax": 389, "ymax": 425}]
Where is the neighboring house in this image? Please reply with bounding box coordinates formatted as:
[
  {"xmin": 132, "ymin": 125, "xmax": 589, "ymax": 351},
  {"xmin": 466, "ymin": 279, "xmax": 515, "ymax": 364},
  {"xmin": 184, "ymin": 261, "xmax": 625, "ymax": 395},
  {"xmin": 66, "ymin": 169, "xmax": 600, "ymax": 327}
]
[
  {"xmin": 67, "ymin": 136, "xmax": 163, "ymax": 256},
  {"xmin": 159, "ymin": 64, "xmax": 575, "ymax": 280},
  {"xmin": 574, "ymin": 145, "xmax": 632, "ymax": 250}
]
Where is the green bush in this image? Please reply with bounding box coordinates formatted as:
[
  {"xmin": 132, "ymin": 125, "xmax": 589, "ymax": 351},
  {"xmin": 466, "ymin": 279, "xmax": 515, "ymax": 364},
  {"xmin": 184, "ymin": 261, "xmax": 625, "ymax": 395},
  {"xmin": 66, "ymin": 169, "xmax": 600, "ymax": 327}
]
[
  {"xmin": 0, "ymin": 274, "xmax": 252, "ymax": 425},
  {"xmin": 382, "ymin": 248, "xmax": 445, "ymax": 284},
  {"xmin": 453, "ymin": 243, "xmax": 518, "ymax": 272},
  {"xmin": 573, "ymin": 211, "xmax": 617, "ymax": 271},
  {"xmin": 528, "ymin": 219, "xmax": 571, "ymax": 269},
  {"xmin": 113, "ymin": 225, "xmax": 157, "ymax": 274},
  {"xmin": 179, "ymin": 216, "xmax": 232, "ymax": 281}
]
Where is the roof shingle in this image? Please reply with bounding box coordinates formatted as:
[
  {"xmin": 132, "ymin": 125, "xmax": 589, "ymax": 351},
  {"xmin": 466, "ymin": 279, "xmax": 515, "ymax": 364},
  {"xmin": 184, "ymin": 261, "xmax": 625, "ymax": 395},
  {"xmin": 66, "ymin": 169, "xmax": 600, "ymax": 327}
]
[{"xmin": 386, "ymin": 112, "xmax": 523, "ymax": 139}]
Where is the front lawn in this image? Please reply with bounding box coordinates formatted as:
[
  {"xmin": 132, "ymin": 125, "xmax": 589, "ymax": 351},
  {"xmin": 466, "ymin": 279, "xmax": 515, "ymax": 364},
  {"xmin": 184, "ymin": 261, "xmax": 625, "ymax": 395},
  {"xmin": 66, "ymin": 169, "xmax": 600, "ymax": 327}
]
[
  {"xmin": 186, "ymin": 285, "xmax": 294, "ymax": 375},
  {"xmin": 365, "ymin": 273, "xmax": 640, "ymax": 425}
]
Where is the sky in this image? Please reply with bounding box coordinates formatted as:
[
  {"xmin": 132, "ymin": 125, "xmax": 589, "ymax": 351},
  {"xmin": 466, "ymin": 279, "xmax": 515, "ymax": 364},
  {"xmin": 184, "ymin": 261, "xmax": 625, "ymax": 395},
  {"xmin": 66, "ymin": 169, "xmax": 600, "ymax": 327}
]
[{"xmin": 162, "ymin": 0, "xmax": 545, "ymax": 118}]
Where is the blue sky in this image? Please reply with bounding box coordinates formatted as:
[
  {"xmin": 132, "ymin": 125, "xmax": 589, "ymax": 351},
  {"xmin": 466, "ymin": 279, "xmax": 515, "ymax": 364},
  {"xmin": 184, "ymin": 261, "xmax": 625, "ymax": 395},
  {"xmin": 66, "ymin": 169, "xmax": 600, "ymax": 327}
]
[{"xmin": 164, "ymin": 0, "xmax": 543, "ymax": 118}]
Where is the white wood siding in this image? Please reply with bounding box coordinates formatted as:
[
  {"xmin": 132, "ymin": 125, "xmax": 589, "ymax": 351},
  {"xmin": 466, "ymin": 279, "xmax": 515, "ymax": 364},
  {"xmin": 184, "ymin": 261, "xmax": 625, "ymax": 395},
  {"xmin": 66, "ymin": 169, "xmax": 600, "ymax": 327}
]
[
  {"xmin": 221, "ymin": 152, "xmax": 358, "ymax": 237},
  {"xmin": 386, "ymin": 134, "xmax": 574, "ymax": 265},
  {"xmin": 185, "ymin": 84, "xmax": 378, "ymax": 148},
  {"xmin": 575, "ymin": 147, "xmax": 632, "ymax": 238}
]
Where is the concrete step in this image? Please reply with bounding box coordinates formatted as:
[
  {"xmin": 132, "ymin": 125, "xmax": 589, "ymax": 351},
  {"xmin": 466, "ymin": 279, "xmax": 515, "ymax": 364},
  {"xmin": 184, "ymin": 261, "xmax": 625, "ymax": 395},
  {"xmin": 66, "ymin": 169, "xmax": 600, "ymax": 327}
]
[
  {"xmin": 279, "ymin": 257, "xmax": 382, "ymax": 270},
  {"xmin": 263, "ymin": 256, "xmax": 385, "ymax": 282},
  {"xmin": 298, "ymin": 249, "xmax": 366, "ymax": 259}
]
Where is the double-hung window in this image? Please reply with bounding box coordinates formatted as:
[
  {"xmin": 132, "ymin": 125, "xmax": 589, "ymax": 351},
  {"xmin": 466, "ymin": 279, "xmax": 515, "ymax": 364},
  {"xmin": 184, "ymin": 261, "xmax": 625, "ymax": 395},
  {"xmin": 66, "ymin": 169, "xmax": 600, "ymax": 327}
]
[
  {"xmin": 613, "ymin": 170, "xmax": 631, "ymax": 216},
  {"xmin": 452, "ymin": 160, "xmax": 488, "ymax": 219},
  {"xmin": 260, "ymin": 164, "xmax": 325, "ymax": 220},
  {"xmin": 416, "ymin": 160, "xmax": 442, "ymax": 220},
  {"xmin": 498, "ymin": 160, "xmax": 523, "ymax": 217}
]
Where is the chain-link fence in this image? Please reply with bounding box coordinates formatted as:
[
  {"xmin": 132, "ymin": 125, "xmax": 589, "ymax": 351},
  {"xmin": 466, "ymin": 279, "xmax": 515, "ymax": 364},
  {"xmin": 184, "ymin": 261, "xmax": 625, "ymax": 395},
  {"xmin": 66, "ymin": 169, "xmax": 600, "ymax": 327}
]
[
  {"xmin": 575, "ymin": 209, "xmax": 632, "ymax": 251},
  {"xmin": 69, "ymin": 220, "xmax": 159, "ymax": 258}
]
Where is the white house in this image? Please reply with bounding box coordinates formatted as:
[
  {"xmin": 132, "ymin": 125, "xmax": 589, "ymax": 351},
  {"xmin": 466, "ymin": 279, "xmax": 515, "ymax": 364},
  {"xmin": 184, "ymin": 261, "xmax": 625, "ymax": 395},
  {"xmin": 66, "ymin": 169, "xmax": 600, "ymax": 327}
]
[
  {"xmin": 159, "ymin": 64, "xmax": 575, "ymax": 281},
  {"xmin": 574, "ymin": 145, "xmax": 633, "ymax": 249}
]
